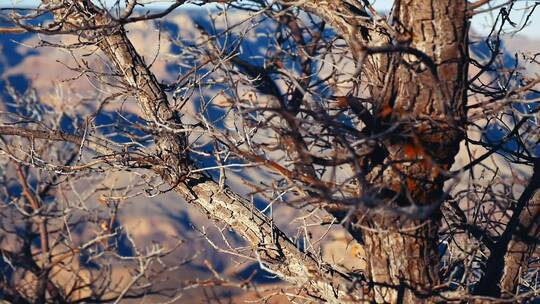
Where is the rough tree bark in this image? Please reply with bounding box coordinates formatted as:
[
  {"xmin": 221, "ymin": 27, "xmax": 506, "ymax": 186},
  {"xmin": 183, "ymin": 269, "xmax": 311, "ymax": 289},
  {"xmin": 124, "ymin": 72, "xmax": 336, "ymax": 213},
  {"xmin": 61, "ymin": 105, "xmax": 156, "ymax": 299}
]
[
  {"xmin": 358, "ymin": 2, "xmax": 468, "ymax": 302},
  {"xmin": 300, "ymin": 1, "xmax": 469, "ymax": 302}
]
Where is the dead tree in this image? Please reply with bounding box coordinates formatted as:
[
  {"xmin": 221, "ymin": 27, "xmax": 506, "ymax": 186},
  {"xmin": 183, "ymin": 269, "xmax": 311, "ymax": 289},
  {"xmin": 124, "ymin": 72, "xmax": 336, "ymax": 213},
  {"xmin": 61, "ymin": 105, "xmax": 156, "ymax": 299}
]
[{"xmin": 1, "ymin": 0, "xmax": 539, "ymax": 303}]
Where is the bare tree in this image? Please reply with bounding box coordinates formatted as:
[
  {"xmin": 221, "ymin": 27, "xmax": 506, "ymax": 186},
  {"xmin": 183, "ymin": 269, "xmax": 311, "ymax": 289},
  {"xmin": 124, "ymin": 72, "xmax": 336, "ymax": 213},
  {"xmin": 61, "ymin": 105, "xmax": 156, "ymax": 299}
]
[{"xmin": 0, "ymin": 0, "xmax": 539, "ymax": 303}]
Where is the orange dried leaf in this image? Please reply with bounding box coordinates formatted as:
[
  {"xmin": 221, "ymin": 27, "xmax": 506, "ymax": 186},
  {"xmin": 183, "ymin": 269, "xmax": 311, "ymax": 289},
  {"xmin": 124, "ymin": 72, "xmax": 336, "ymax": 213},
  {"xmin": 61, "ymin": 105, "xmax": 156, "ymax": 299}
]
[
  {"xmin": 350, "ymin": 243, "xmax": 365, "ymax": 257},
  {"xmin": 336, "ymin": 96, "xmax": 349, "ymax": 108},
  {"xmin": 407, "ymin": 178, "xmax": 417, "ymax": 191},
  {"xmin": 380, "ymin": 105, "xmax": 393, "ymax": 117},
  {"xmin": 404, "ymin": 144, "xmax": 417, "ymax": 158}
]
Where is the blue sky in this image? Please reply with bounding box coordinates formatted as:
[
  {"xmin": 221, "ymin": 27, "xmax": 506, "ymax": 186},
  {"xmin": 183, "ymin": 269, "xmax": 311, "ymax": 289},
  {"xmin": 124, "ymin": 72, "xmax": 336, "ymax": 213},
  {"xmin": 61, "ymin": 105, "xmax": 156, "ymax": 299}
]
[{"xmin": 1, "ymin": 0, "xmax": 539, "ymax": 39}]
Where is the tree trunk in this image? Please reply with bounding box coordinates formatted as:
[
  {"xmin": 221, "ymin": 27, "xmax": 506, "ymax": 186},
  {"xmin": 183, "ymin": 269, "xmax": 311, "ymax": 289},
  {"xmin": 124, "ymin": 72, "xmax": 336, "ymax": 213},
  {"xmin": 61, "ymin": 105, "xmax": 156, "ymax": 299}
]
[
  {"xmin": 500, "ymin": 190, "xmax": 540, "ymax": 295},
  {"xmin": 272, "ymin": 1, "xmax": 468, "ymax": 302},
  {"xmin": 355, "ymin": 215, "xmax": 440, "ymax": 302},
  {"xmin": 353, "ymin": 1, "xmax": 468, "ymax": 302},
  {"xmin": 476, "ymin": 160, "xmax": 540, "ymax": 297}
]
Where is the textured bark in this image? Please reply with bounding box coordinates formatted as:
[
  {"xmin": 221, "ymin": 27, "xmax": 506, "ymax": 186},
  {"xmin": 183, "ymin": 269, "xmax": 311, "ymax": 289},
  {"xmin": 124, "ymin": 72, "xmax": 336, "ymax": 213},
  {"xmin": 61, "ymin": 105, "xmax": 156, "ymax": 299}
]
[
  {"xmin": 362, "ymin": 2, "xmax": 468, "ymax": 302},
  {"xmin": 353, "ymin": 216, "xmax": 440, "ymax": 303},
  {"xmin": 300, "ymin": 1, "xmax": 468, "ymax": 302},
  {"xmin": 170, "ymin": 172, "xmax": 365, "ymax": 303}
]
